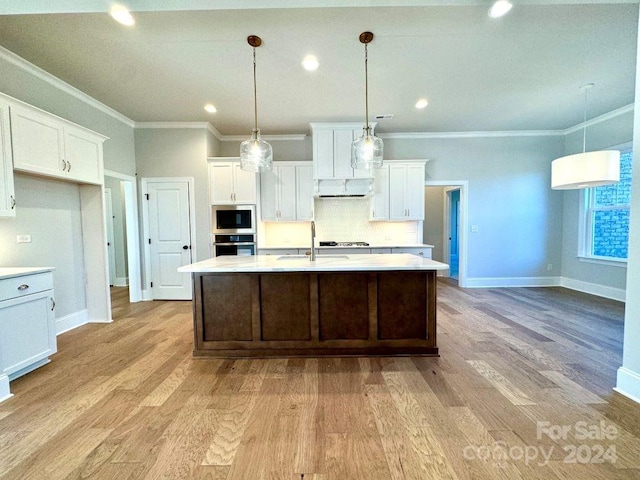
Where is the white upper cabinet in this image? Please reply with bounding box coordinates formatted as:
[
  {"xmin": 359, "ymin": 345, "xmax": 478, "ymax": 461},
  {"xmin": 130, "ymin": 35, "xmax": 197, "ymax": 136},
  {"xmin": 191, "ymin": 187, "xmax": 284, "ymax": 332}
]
[
  {"xmin": 311, "ymin": 123, "xmax": 375, "ymax": 180},
  {"xmin": 370, "ymin": 163, "xmax": 390, "ymax": 221},
  {"xmin": 208, "ymin": 159, "xmax": 257, "ymax": 205},
  {"xmin": 260, "ymin": 162, "xmax": 314, "ymax": 222},
  {"xmin": 0, "ymin": 100, "xmax": 15, "ymax": 217},
  {"xmin": 389, "ymin": 161, "xmax": 426, "ymax": 220},
  {"xmin": 10, "ymin": 102, "xmax": 105, "ymax": 185},
  {"xmin": 295, "ymin": 164, "xmax": 314, "ymax": 221}
]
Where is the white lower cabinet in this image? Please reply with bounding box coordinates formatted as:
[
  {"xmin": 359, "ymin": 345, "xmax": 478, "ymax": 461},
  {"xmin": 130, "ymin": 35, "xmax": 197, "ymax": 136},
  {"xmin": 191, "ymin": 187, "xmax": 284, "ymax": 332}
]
[
  {"xmin": 257, "ymin": 249, "xmax": 299, "ymax": 256},
  {"xmin": 392, "ymin": 247, "xmax": 432, "ymax": 259},
  {"xmin": 0, "ymin": 270, "xmax": 56, "ymax": 401}
]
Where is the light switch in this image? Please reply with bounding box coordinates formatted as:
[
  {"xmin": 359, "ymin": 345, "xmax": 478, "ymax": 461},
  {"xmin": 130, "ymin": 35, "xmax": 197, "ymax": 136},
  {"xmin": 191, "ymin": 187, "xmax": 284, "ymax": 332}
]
[{"xmin": 16, "ymin": 234, "xmax": 32, "ymax": 243}]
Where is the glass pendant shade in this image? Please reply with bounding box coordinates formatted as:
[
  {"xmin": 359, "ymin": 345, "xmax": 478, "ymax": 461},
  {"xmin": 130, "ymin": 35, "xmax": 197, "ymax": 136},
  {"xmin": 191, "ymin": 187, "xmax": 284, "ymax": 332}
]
[
  {"xmin": 352, "ymin": 126, "xmax": 383, "ymax": 170},
  {"xmin": 551, "ymin": 150, "xmax": 620, "ymax": 189},
  {"xmin": 240, "ymin": 129, "xmax": 273, "ymax": 173}
]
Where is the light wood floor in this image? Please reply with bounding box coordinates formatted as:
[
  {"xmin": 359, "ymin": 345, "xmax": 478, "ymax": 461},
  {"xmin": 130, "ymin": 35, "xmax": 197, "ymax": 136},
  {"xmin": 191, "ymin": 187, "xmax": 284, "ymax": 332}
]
[{"xmin": 1, "ymin": 281, "xmax": 639, "ymax": 479}]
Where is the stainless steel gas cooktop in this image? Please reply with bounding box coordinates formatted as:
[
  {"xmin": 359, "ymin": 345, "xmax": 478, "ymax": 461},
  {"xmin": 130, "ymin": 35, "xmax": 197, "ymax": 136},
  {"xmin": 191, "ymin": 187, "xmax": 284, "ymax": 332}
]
[{"xmin": 319, "ymin": 241, "xmax": 370, "ymax": 247}]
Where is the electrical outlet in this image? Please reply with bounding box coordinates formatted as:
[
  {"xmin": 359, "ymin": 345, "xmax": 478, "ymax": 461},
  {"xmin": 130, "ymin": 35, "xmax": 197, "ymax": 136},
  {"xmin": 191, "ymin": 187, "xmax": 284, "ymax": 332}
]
[
  {"xmin": 16, "ymin": 234, "xmax": 31, "ymax": 243},
  {"xmin": 547, "ymin": 264, "xmax": 553, "ymax": 271},
  {"xmin": 470, "ymin": 225, "xmax": 479, "ymax": 233}
]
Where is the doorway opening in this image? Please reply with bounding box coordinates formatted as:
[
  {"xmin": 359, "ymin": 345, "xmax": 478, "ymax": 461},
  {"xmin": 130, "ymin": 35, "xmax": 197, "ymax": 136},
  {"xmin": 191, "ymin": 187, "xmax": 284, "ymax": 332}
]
[
  {"xmin": 424, "ymin": 181, "xmax": 468, "ymax": 287},
  {"xmin": 104, "ymin": 170, "xmax": 142, "ymax": 305}
]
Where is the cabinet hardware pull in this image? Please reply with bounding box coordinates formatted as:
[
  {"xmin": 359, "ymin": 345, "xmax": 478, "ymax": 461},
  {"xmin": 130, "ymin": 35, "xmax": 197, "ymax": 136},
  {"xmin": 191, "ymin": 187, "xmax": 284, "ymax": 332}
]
[
  {"xmin": 62, "ymin": 159, "xmax": 67, "ymax": 171},
  {"xmin": 17, "ymin": 284, "xmax": 29, "ymax": 291},
  {"xmin": 51, "ymin": 298, "xmax": 56, "ymax": 311},
  {"xmin": 67, "ymin": 161, "xmax": 71, "ymax": 172},
  {"xmin": 10, "ymin": 195, "xmax": 16, "ymax": 209}
]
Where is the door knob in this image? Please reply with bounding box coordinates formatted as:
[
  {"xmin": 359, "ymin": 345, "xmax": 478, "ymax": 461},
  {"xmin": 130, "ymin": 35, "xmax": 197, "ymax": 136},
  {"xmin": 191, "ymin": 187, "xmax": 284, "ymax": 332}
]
[{"xmin": 183, "ymin": 245, "xmax": 189, "ymax": 250}]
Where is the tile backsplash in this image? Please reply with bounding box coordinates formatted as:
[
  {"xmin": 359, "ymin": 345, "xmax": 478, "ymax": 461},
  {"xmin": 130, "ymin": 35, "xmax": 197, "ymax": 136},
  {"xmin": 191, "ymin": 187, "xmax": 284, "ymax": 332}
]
[{"xmin": 261, "ymin": 198, "xmax": 420, "ymax": 246}]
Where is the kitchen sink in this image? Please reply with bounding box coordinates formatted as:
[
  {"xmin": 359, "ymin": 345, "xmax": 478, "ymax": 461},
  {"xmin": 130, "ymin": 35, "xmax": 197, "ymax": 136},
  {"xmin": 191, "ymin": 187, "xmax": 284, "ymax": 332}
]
[{"xmin": 276, "ymin": 255, "xmax": 349, "ymax": 261}]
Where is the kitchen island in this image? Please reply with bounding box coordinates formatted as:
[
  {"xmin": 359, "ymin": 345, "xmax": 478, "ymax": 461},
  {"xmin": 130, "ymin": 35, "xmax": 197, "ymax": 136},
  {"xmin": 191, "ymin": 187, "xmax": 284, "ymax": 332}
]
[{"xmin": 178, "ymin": 254, "xmax": 448, "ymax": 357}]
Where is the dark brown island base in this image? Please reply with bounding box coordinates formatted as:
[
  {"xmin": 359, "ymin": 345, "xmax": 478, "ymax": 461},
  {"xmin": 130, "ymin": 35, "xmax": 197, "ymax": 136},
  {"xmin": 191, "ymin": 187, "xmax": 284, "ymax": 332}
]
[{"xmin": 179, "ymin": 254, "xmax": 448, "ymax": 358}]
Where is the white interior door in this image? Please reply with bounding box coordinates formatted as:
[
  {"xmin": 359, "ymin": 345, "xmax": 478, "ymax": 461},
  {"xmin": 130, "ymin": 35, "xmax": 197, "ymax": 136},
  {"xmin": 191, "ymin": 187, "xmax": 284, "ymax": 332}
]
[
  {"xmin": 104, "ymin": 188, "xmax": 116, "ymax": 286},
  {"xmin": 147, "ymin": 181, "xmax": 193, "ymax": 300}
]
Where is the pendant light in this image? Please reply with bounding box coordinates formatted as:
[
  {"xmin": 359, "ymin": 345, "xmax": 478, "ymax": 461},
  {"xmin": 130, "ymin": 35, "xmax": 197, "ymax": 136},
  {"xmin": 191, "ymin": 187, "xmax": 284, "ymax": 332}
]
[
  {"xmin": 240, "ymin": 35, "xmax": 273, "ymax": 172},
  {"xmin": 551, "ymin": 84, "xmax": 620, "ymax": 190},
  {"xmin": 352, "ymin": 31, "xmax": 383, "ymax": 170}
]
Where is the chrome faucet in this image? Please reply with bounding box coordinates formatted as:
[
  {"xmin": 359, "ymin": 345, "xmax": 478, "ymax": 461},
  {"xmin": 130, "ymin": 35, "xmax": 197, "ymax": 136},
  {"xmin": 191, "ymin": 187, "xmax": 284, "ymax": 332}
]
[{"xmin": 310, "ymin": 221, "xmax": 316, "ymax": 261}]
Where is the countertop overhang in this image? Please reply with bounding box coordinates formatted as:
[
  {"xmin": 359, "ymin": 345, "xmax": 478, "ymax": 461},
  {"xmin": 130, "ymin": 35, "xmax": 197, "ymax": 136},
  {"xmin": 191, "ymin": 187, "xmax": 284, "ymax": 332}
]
[
  {"xmin": 0, "ymin": 267, "xmax": 55, "ymax": 280},
  {"xmin": 178, "ymin": 253, "xmax": 448, "ymax": 273}
]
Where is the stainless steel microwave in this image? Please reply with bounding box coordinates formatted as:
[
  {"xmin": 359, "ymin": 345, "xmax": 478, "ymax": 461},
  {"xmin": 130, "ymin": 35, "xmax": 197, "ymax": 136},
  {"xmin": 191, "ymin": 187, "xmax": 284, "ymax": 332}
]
[{"xmin": 211, "ymin": 205, "xmax": 256, "ymax": 234}]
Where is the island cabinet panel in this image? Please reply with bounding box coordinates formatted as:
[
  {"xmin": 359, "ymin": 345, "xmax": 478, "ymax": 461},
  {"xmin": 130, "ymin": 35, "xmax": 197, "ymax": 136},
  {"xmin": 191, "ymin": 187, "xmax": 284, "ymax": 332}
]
[
  {"xmin": 318, "ymin": 273, "xmax": 369, "ymax": 340},
  {"xmin": 377, "ymin": 272, "xmax": 428, "ymax": 339},
  {"xmin": 260, "ymin": 274, "xmax": 311, "ymax": 341},
  {"xmin": 200, "ymin": 275, "xmax": 253, "ymax": 341}
]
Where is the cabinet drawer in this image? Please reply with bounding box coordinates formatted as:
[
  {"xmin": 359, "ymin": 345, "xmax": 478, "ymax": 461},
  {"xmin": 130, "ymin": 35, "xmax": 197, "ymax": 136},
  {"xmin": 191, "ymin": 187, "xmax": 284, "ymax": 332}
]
[
  {"xmin": 0, "ymin": 272, "xmax": 54, "ymax": 302},
  {"xmin": 392, "ymin": 248, "xmax": 432, "ymax": 259}
]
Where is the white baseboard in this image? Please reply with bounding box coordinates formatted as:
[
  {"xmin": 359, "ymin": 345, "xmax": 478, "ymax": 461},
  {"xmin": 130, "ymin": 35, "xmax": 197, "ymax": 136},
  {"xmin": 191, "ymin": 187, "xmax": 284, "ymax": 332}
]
[
  {"xmin": 56, "ymin": 309, "xmax": 89, "ymax": 335},
  {"xmin": 0, "ymin": 374, "xmax": 12, "ymax": 404},
  {"xmin": 142, "ymin": 289, "xmax": 153, "ymax": 301},
  {"xmin": 560, "ymin": 277, "xmax": 626, "ymax": 302},
  {"xmin": 614, "ymin": 367, "xmax": 640, "ymax": 404},
  {"xmin": 114, "ymin": 277, "xmax": 129, "ymax": 287},
  {"xmin": 465, "ymin": 276, "xmax": 561, "ymax": 288}
]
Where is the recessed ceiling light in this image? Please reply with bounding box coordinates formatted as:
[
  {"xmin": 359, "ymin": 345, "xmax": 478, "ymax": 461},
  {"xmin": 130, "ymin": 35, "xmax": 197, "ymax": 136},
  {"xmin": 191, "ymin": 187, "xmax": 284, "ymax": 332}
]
[
  {"xmin": 204, "ymin": 104, "xmax": 217, "ymax": 113},
  {"xmin": 415, "ymin": 99, "xmax": 429, "ymax": 109},
  {"xmin": 302, "ymin": 55, "xmax": 319, "ymax": 71},
  {"xmin": 109, "ymin": 5, "xmax": 135, "ymax": 26},
  {"xmin": 488, "ymin": 0, "xmax": 513, "ymax": 18}
]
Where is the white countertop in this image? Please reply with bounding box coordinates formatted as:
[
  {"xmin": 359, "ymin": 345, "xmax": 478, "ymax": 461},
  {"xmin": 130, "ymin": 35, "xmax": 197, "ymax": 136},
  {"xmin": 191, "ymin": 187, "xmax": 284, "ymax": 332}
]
[
  {"xmin": 0, "ymin": 267, "xmax": 55, "ymax": 280},
  {"xmin": 178, "ymin": 254, "xmax": 448, "ymax": 273},
  {"xmin": 259, "ymin": 244, "xmax": 435, "ymax": 250}
]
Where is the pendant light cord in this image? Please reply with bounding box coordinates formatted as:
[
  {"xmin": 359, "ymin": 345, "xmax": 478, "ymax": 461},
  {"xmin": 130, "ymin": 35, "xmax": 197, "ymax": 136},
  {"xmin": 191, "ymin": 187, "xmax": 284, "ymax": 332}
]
[
  {"xmin": 253, "ymin": 47, "xmax": 258, "ymax": 132},
  {"xmin": 582, "ymin": 85, "xmax": 588, "ymax": 153},
  {"xmin": 364, "ymin": 42, "xmax": 369, "ymax": 132}
]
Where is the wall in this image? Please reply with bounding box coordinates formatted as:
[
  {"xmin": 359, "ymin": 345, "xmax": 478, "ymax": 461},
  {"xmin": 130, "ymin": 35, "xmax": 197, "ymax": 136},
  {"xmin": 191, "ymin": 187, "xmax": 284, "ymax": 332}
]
[
  {"xmin": 219, "ymin": 137, "xmax": 310, "ymax": 161},
  {"xmin": 560, "ymin": 110, "xmax": 633, "ymax": 293},
  {"xmin": 0, "ymin": 174, "xmax": 86, "ymax": 318},
  {"xmin": 134, "ymin": 127, "xmax": 218, "ymax": 273},
  {"xmin": 384, "ymin": 135, "xmax": 565, "ymax": 282},
  {"xmin": 0, "ymin": 49, "xmax": 136, "ymax": 323}
]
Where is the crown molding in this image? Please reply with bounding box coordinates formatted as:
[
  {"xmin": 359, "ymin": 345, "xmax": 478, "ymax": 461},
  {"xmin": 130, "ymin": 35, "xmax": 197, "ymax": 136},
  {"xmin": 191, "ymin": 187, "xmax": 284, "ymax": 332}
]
[
  {"xmin": 563, "ymin": 103, "xmax": 635, "ymax": 135},
  {"xmin": 378, "ymin": 129, "xmax": 564, "ymax": 140},
  {"xmin": 222, "ymin": 134, "xmax": 308, "ymax": 142},
  {"xmin": 0, "ymin": 46, "xmax": 135, "ymax": 128},
  {"xmin": 135, "ymin": 121, "xmax": 225, "ymax": 141}
]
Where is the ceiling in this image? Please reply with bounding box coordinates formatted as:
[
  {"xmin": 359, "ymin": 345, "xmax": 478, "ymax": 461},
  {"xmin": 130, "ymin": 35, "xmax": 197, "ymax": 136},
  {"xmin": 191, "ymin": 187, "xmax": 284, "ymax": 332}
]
[{"xmin": 0, "ymin": 1, "xmax": 637, "ymax": 135}]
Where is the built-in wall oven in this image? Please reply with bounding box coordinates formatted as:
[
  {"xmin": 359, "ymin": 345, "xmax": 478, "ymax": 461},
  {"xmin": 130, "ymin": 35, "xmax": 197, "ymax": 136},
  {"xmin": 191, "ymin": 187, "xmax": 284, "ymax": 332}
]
[{"xmin": 211, "ymin": 205, "xmax": 256, "ymax": 256}]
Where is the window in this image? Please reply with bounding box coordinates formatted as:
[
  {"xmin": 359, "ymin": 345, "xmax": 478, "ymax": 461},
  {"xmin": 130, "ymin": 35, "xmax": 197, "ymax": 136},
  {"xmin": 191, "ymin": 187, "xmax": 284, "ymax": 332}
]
[{"xmin": 583, "ymin": 150, "xmax": 633, "ymax": 261}]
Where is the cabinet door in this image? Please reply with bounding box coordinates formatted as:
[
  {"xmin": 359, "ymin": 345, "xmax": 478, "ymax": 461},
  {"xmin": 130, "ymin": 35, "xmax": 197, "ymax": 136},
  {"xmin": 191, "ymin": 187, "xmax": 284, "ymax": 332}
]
[
  {"xmin": 393, "ymin": 247, "xmax": 432, "ymax": 259},
  {"xmin": 209, "ymin": 162, "xmax": 235, "ymax": 204},
  {"xmin": 260, "ymin": 169, "xmax": 278, "ymax": 221},
  {"xmin": 405, "ymin": 163, "xmax": 425, "ymax": 220},
  {"xmin": 313, "ymin": 129, "xmax": 334, "ymax": 178},
  {"xmin": 333, "ymin": 129, "xmax": 355, "ymax": 179},
  {"xmin": 0, "ymin": 101, "xmax": 15, "ymax": 217},
  {"xmin": 233, "ymin": 163, "xmax": 257, "ymax": 204},
  {"xmin": 10, "ymin": 105, "xmax": 65, "ymax": 179},
  {"xmin": 388, "ymin": 164, "xmax": 407, "ymax": 220},
  {"xmin": 64, "ymin": 125, "xmax": 103, "ymax": 184},
  {"xmin": 296, "ymin": 165, "xmax": 314, "ymax": 221},
  {"xmin": 277, "ymin": 166, "xmax": 297, "ymax": 221},
  {"xmin": 0, "ymin": 291, "xmax": 56, "ymax": 379},
  {"xmin": 370, "ymin": 164, "xmax": 389, "ymax": 220}
]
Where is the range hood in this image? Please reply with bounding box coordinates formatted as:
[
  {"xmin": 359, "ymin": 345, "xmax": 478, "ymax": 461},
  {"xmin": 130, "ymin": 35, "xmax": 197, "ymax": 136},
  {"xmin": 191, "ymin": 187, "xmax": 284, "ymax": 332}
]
[{"xmin": 314, "ymin": 178, "xmax": 373, "ymax": 198}]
